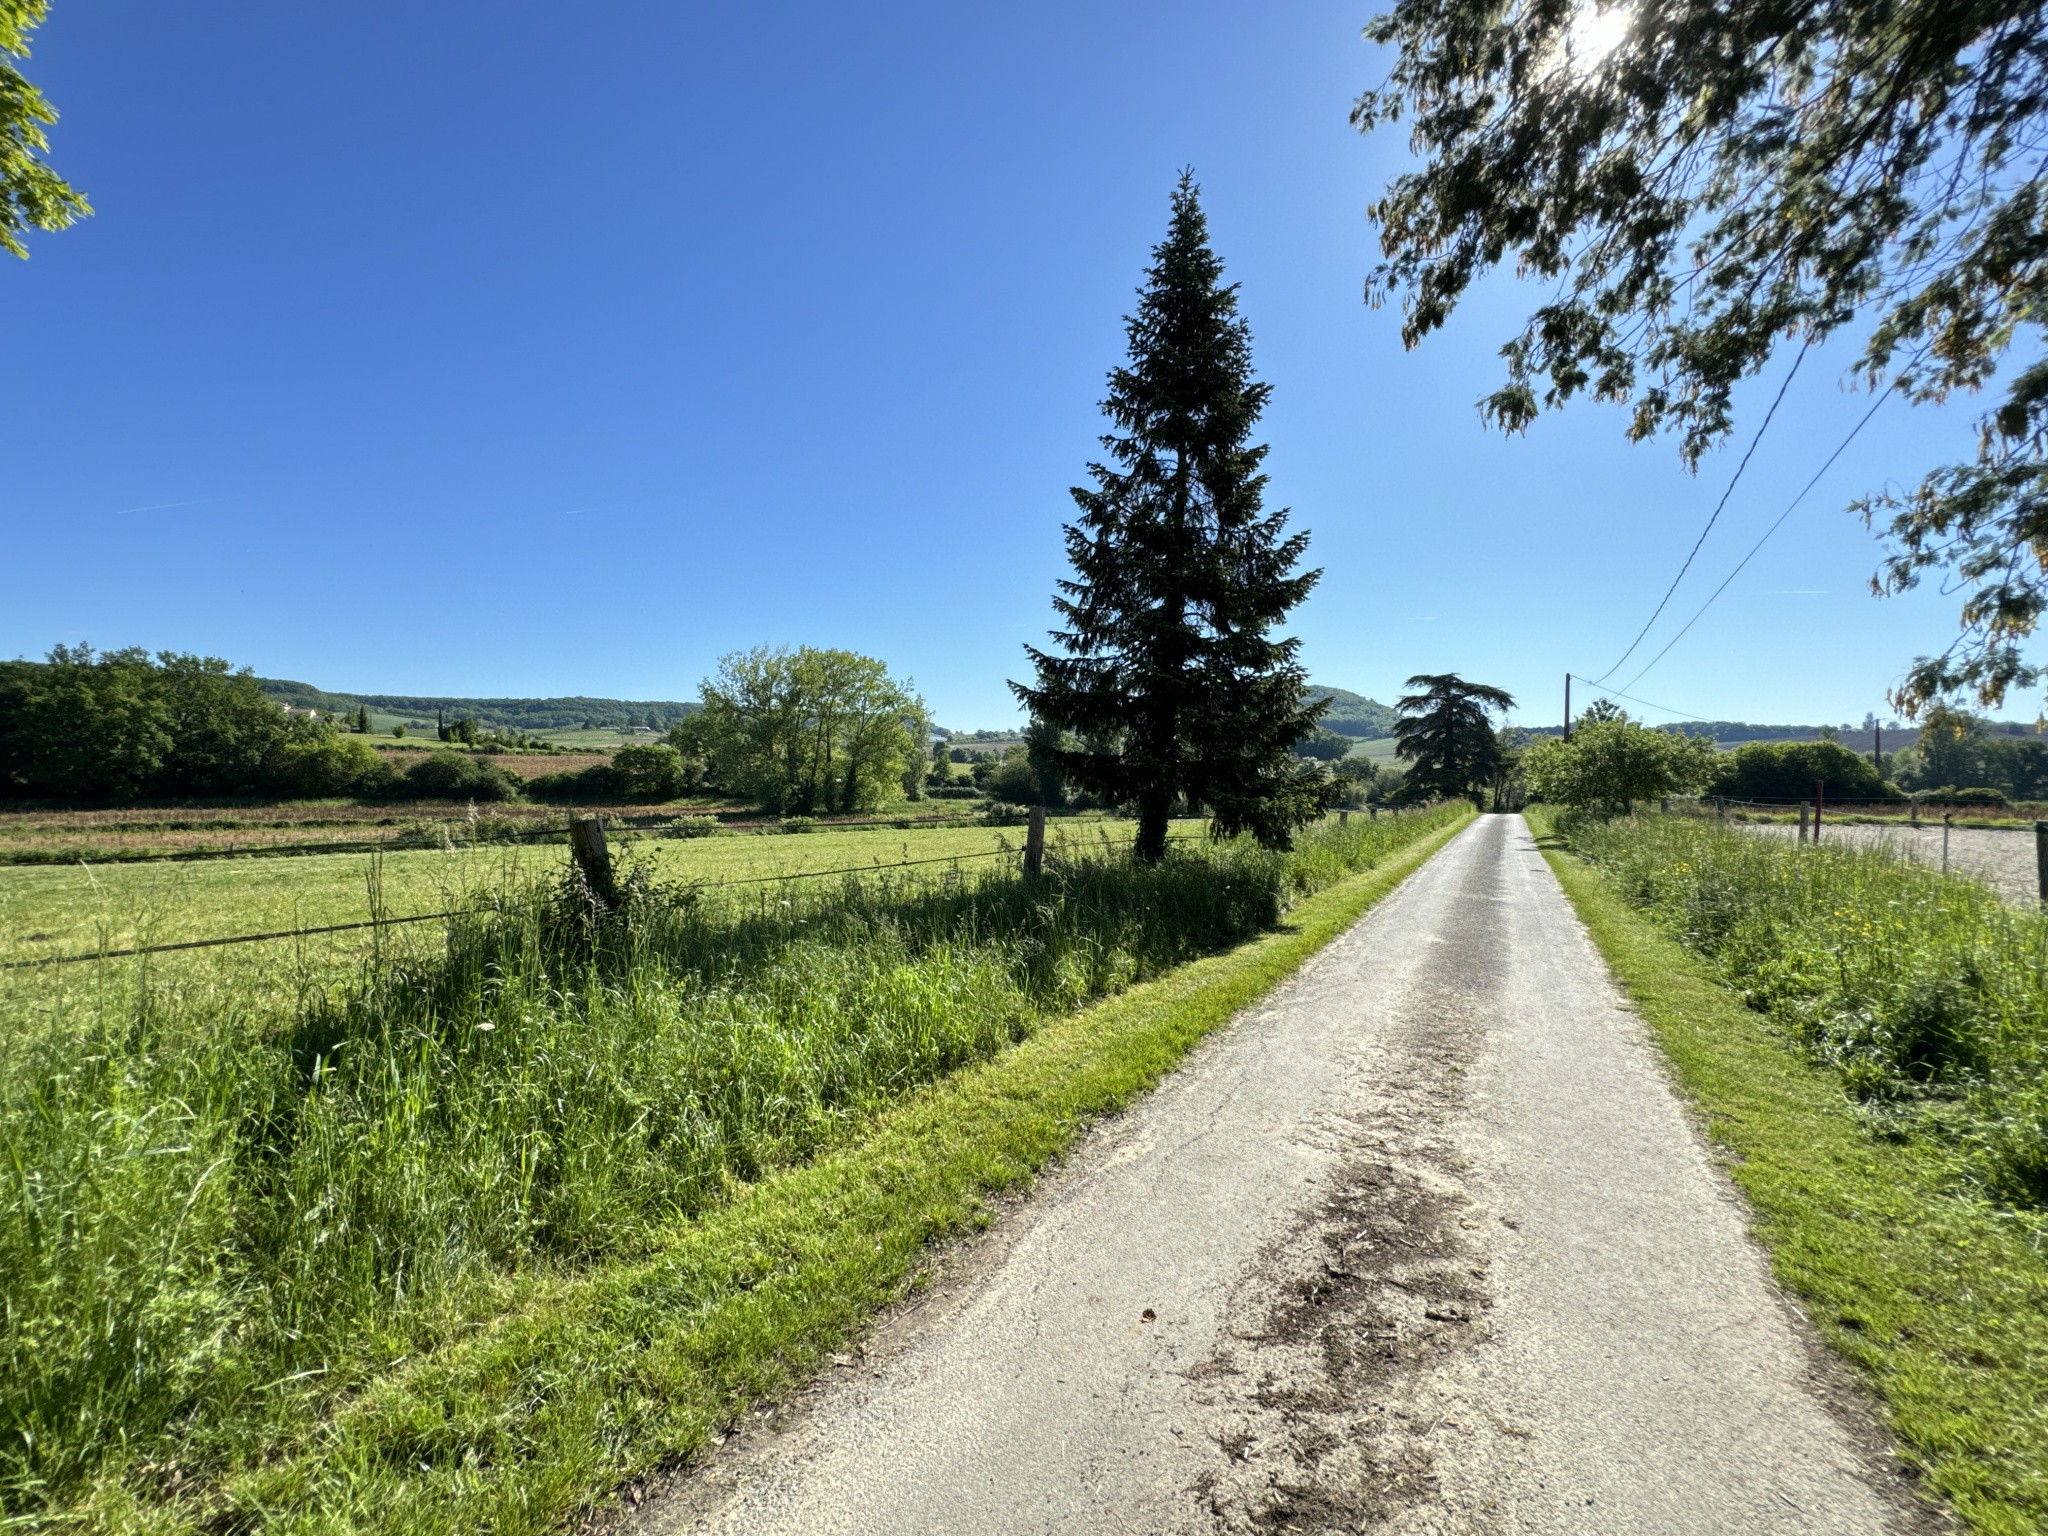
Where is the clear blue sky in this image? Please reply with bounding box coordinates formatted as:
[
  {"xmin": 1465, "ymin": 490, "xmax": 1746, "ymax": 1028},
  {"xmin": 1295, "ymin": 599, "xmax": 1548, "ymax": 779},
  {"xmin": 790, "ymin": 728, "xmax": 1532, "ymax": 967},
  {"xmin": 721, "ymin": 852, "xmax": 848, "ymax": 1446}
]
[{"xmin": 1, "ymin": 2, "xmax": 1995, "ymax": 730}]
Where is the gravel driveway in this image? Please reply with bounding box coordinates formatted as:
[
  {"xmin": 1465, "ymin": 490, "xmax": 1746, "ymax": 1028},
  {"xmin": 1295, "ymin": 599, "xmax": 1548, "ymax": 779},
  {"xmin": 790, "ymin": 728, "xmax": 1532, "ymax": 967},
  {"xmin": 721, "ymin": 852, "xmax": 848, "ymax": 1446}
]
[
  {"xmin": 632, "ymin": 816, "xmax": 1936, "ymax": 1535},
  {"xmin": 1746, "ymin": 820, "xmax": 2045, "ymax": 906}
]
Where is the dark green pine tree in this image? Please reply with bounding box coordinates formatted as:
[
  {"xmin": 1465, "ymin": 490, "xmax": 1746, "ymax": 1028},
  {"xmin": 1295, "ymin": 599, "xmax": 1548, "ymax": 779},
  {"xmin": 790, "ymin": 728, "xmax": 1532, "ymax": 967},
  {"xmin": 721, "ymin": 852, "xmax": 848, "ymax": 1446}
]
[
  {"xmin": 1014, "ymin": 173, "xmax": 1329, "ymax": 864},
  {"xmin": 1391, "ymin": 673, "xmax": 1516, "ymax": 805}
]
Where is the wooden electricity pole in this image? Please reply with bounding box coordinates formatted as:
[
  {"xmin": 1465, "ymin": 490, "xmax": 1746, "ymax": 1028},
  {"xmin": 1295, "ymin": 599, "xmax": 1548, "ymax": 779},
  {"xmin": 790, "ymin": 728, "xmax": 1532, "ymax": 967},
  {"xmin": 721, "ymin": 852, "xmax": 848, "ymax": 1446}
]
[{"xmin": 1563, "ymin": 674, "xmax": 1572, "ymax": 743}]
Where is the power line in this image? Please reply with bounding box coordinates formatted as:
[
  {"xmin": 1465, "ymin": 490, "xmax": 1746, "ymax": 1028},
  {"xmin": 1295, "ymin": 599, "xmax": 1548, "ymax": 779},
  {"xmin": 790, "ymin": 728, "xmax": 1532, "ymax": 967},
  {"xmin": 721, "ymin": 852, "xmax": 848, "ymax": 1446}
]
[
  {"xmin": 1567, "ymin": 674, "xmax": 1710, "ymax": 721},
  {"xmin": 1618, "ymin": 382, "xmax": 1895, "ymax": 694},
  {"xmin": 1592, "ymin": 341, "xmax": 1812, "ymax": 684}
]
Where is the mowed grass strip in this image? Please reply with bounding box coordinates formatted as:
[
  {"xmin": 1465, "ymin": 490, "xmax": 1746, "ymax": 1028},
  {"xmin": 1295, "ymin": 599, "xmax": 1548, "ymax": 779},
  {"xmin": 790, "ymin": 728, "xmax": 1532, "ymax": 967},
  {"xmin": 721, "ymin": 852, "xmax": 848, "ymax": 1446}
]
[
  {"xmin": 1534, "ymin": 817, "xmax": 2048, "ymax": 1536},
  {"xmin": 103, "ymin": 811, "xmax": 1471, "ymax": 1535}
]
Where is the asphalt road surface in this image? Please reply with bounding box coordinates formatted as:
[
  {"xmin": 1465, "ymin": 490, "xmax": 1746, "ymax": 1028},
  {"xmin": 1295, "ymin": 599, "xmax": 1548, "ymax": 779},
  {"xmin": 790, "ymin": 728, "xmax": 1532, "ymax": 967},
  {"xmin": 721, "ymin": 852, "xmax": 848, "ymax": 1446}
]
[{"xmin": 636, "ymin": 815, "xmax": 1941, "ymax": 1535}]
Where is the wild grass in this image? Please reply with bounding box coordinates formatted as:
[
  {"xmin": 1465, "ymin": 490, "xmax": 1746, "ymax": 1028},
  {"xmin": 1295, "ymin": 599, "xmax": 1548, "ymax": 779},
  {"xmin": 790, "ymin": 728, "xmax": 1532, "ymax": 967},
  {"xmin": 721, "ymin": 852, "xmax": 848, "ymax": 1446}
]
[
  {"xmin": 1537, "ymin": 813, "xmax": 2048, "ymax": 1534},
  {"xmin": 1558, "ymin": 812, "xmax": 2048, "ymax": 1208},
  {"xmin": 0, "ymin": 805, "xmax": 1465, "ymax": 1529}
]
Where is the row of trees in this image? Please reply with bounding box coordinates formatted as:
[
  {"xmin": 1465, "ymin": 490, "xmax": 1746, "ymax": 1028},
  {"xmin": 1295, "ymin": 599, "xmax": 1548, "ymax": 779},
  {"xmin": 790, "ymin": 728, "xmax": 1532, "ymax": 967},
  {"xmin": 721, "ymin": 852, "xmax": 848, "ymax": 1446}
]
[
  {"xmin": 1885, "ymin": 706, "xmax": 2048, "ymax": 802},
  {"xmin": 0, "ymin": 646, "xmax": 527, "ymax": 804}
]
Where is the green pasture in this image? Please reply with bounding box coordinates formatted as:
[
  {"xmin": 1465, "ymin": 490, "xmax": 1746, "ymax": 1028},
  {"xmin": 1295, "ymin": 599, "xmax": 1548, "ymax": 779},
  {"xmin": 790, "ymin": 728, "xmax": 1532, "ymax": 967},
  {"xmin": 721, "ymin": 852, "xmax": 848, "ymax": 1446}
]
[
  {"xmin": 0, "ymin": 817, "xmax": 1200, "ymax": 972},
  {"xmin": 1344, "ymin": 735, "xmax": 1401, "ymax": 764}
]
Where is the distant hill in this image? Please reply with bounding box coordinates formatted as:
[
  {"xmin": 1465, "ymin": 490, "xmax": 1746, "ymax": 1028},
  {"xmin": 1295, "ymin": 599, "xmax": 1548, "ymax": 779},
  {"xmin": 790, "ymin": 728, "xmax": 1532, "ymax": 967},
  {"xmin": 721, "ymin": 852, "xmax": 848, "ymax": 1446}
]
[
  {"xmin": 1308, "ymin": 685, "xmax": 1398, "ymax": 739},
  {"xmin": 257, "ymin": 678, "xmax": 699, "ymax": 732}
]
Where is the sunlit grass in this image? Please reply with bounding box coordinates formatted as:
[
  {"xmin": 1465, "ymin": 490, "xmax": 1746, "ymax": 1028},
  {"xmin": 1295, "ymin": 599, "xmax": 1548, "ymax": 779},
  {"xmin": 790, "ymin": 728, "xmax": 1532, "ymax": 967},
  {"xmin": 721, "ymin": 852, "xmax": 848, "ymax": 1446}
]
[
  {"xmin": 1537, "ymin": 811, "xmax": 2048, "ymax": 1534},
  {"xmin": 0, "ymin": 805, "xmax": 1466, "ymax": 1531}
]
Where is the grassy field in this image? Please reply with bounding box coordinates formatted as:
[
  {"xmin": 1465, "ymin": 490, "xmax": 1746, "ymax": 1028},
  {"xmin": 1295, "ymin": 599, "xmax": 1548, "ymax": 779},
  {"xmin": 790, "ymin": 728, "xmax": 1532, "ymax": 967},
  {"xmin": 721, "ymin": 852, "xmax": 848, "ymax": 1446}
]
[
  {"xmin": 0, "ymin": 818, "xmax": 1189, "ymax": 963},
  {"xmin": 0, "ymin": 803, "xmax": 1468, "ymax": 1532},
  {"xmin": 1535, "ymin": 809, "xmax": 2048, "ymax": 1533},
  {"xmin": 0, "ymin": 795, "xmax": 999, "ymax": 863}
]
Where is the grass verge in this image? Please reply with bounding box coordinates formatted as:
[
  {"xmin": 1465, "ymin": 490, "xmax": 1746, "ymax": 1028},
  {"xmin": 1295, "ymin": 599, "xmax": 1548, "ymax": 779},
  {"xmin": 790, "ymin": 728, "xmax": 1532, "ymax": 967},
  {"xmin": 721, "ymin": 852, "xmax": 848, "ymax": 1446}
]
[
  {"xmin": 54, "ymin": 810, "xmax": 1469, "ymax": 1533},
  {"xmin": 1532, "ymin": 812, "xmax": 2048, "ymax": 1535}
]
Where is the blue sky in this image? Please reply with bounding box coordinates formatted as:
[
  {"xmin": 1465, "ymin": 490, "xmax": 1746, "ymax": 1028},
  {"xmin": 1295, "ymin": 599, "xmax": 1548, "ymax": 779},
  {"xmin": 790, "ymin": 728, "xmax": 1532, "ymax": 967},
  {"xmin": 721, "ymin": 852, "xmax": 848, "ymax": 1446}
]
[{"xmin": 0, "ymin": 2, "xmax": 2001, "ymax": 730}]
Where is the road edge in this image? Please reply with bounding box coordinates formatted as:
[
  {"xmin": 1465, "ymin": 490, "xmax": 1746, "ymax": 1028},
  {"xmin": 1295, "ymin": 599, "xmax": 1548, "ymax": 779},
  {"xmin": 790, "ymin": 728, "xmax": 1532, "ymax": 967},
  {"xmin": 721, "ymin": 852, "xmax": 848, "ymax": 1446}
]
[{"xmin": 1533, "ymin": 818, "xmax": 2035, "ymax": 1535}]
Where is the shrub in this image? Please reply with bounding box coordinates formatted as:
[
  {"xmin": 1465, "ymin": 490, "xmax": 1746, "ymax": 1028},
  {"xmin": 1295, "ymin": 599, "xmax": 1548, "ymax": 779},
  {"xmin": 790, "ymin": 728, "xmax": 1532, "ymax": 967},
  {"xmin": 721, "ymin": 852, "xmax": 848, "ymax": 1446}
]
[
  {"xmin": 778, "ymin": 816, "xmax": 816, "ymax": 834},
  {"xmin": 1929, "ymin": 785, "xmax": 2011, "ymax": 807},
  {"xmin": 526, "ymin": 764, "xmax": 618, "ymax": 803},
  {"xmin": 271, "ymin": 732, "xmax": 396, "ymax": 799},
  {"xmin": 612, "ymin": 743, "xmax": 688, "ymax": 801},
  {"xmin": 398, "ymin": 751, "xmax": 521, "ymax": 802},
  {"xmin": 1706, "ymin": 739, "xmax": 1900, "ymax": 802}
]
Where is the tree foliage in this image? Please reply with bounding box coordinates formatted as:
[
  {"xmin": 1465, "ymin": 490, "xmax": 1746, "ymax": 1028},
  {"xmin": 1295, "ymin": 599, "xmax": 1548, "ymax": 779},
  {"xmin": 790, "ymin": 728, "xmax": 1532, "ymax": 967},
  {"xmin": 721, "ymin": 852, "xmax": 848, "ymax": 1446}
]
[
  {"xmin": 1015, "ymin": 174, "xmax": 1330, "ymax": 862},
  {"xmin": 1357, "ymin": 0, "xmax": 2048, "ymax": 710},
  {"xmin": 0, "ymin": 646, "xmax": 416, "ymax": 802},
  {"xmin": 676, "ymin": 646, "xmax": 925, "ymax": 815},
  {"xmin": 1704, "ymin": 738, "xmax": 1898, "ymax": 801},
  {"xmin": 1293, "ymin": 727, "xmax": 1356, "ymax": 762},
  {"xmin": 1526, "ymin": 715, "xmax": 1717, "ymax": 811},
  {"xmin": 1, "ymin": 1, "xmax": 87, "ymax": 258},
  {"xmin": 1391, "ymin": 673, "xmax": 1516, "ymax": 803},
  {"xmin": 1889, "ymin": 704, "xmax": 2048, "ymax": 796}
]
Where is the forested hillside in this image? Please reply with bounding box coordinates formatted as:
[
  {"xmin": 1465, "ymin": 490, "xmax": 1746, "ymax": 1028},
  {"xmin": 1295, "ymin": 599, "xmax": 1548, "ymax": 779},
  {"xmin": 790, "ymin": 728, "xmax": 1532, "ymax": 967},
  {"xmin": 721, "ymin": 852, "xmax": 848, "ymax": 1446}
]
[{"xmin": 256, "ymin": 678, "xmax": 699, "ymax": 731}]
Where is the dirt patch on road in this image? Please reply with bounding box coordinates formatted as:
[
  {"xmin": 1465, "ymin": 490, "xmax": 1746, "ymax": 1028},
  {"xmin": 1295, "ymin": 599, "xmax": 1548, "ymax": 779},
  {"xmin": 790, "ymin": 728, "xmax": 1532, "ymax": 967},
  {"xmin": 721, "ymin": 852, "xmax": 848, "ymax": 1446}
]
[{"xmin": 1186, "ymin": 981, "xmax": 1492, "ymax": 1533}]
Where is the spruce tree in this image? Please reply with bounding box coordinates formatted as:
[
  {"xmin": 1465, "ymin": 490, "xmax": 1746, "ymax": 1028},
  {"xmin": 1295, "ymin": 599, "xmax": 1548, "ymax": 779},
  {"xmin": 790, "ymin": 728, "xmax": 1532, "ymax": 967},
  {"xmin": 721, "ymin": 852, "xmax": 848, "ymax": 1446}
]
[{"xmin": 1014, "ymin": 173, "xmax": 1328, "ymax": 863}]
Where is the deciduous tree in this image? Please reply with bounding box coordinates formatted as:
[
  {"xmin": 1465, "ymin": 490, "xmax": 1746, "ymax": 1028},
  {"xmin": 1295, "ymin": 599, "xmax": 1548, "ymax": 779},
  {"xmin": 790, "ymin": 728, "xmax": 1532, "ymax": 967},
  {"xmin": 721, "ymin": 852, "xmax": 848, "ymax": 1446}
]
[
  {"xmin": 678, "ymin": 646, "xmax": 926, "ymax": 815},
  {"xmin": 1356, "ymin": 0, "xmax": 2048, "ymax": 711},
  {"xmin": 2, "ymin": 1, "xmax": 88, "ymax": 258},
  {"xmin": 1526, "ymin": 715, "xmax": 1717, "ymax": 812}
]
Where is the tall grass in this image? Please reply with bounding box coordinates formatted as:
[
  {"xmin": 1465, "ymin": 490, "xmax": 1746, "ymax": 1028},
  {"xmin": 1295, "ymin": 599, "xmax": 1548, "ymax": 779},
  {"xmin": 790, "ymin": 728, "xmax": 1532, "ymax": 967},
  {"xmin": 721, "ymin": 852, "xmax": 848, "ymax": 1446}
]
[
  {"xmin": 1562, "ymin": 813, "xmax": 2048, "ymax": 1209},
  {"xmin": 0, "ymin": 807, "xmax": 1460, "ymax": 1518}
]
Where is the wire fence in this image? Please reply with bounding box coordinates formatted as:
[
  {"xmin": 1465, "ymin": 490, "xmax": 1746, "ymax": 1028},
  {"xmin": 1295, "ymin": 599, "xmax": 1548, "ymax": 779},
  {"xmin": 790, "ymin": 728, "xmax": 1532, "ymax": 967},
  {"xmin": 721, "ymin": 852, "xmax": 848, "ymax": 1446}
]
[
  {"xmin": 1672, "ymin": 795, "xmax": 2048, "ymax": 820},
  {"xmin": 0, "ymin": 806, "xmax": 1015, "ymax": 868},
  {"xmin": 0, "ymin": 806, "xmax": 1042, "ymax": 868},
  {"xmin": 0, "ymin": 825, "xmax": 1238, "ymax": 972}
]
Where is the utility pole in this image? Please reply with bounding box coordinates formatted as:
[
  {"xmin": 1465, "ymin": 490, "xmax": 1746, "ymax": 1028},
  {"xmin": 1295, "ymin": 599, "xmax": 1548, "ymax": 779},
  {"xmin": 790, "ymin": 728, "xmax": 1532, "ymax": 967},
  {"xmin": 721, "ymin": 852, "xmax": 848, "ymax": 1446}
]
[
  {"xmin": 1563, "ymin": 674, "xmax": 1572, "ymax": 743},
  {"xmin": 1874, "ymin": 721, "xmax": 1883, "ymax": 776}
]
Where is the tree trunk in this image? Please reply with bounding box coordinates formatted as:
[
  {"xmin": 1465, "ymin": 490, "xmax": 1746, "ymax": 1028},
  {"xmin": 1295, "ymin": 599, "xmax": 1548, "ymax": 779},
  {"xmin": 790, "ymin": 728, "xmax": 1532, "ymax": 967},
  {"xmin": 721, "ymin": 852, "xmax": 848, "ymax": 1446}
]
[{"xmin": 1135, "ymin": 793, "xmax": 1171, "ymax": 864}]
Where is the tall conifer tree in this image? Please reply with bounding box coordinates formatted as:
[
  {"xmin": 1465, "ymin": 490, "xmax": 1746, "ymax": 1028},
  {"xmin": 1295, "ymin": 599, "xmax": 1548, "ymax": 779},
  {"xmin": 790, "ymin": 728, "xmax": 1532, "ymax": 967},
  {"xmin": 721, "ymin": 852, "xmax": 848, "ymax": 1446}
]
[{"xmin": 1014, "ymin": 173, "xmax": 1328, "ymax": 863}]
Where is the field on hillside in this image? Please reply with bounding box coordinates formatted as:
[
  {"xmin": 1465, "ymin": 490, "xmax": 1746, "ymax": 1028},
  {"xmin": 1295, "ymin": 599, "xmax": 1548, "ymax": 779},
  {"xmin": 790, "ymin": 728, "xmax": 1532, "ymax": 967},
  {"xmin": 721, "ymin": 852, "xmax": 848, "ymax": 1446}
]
[{"xmin": 1345, "ymin": 735, "xmax": 1402, "ymax": 764}]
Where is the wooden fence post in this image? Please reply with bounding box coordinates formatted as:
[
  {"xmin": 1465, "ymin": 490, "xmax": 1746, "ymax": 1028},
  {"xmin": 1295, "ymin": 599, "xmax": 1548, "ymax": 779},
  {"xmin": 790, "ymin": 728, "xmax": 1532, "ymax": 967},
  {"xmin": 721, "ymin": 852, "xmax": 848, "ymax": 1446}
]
[
  {"xmin": 1798, "ymin": 803, "xmax": 1809, "ymax": 843},
  {"xmin": 569, "ymin": 816, "xmax": 616, "ymax": 907},
  {"xmin": 2036, "ymin": 821, "xmax": 2048, "ymax": 906},
  {"xmin": 1023, "ymin": 806, "xmax": 1045, "ymax": 879},
  {"xmin": 1339, "ymin": 809, "xmax": 1350, "ymax": 827},
  {"xmin": 1943, "ymin": 813, "xmax": 1952, "ymax": 874}
]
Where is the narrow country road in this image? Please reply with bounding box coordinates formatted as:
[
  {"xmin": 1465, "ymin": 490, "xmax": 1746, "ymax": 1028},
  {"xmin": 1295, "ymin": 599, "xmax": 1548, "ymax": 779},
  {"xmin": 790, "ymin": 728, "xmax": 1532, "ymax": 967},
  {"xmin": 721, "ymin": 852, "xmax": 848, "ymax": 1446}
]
[{"xmin": 634, "ymin": 816, "xmax": 1941, "ymax": 1535}]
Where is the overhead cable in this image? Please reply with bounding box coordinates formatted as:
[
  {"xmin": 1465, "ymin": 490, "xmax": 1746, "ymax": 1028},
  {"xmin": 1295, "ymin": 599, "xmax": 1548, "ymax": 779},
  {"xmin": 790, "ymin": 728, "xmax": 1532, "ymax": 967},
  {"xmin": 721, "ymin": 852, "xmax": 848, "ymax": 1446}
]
[{"xmin": 1592, "ymin": 341, "xmax": 1812, "ymax": 683}]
